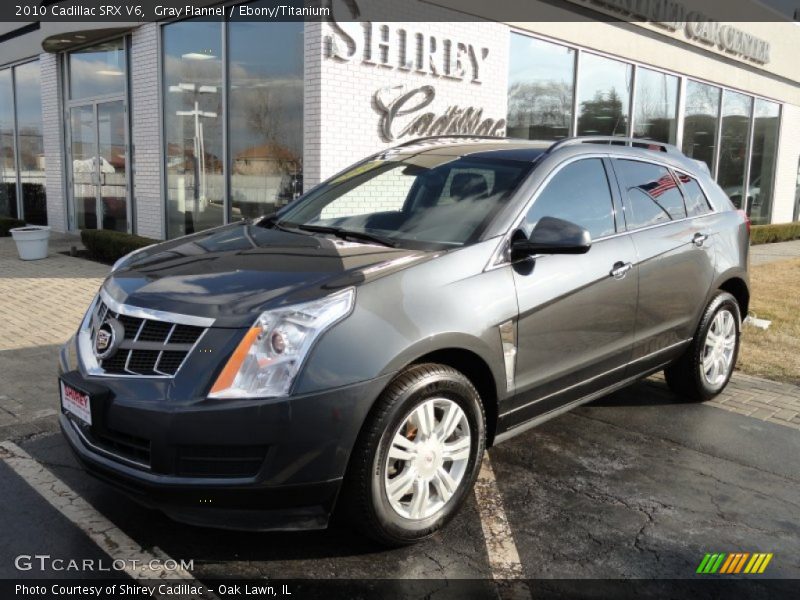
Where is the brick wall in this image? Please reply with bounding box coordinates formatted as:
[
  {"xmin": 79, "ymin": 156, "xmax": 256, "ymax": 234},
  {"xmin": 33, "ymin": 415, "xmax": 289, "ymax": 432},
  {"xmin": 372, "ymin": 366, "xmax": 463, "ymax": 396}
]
[
  {"xmin": 304, "ymin": 4, "xmax": 509, "ymax": 187},
  {"xmin": 304, "ymin": 21, "xmax": 325, "ymax": 193},
  {"xmin": 130, "ymin": 23, "xmax": 164, "ymax": 239},
  {"xmin": 40, "ymin": 53, "xmax": 66, "ymax": 232}
]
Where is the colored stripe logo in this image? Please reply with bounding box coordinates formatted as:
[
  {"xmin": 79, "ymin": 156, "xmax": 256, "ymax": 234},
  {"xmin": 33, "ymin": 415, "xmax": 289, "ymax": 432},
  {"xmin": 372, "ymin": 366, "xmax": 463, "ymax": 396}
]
[{"xmin": 696, "ymin": 553, "xmax": 773, "ymax": 574}]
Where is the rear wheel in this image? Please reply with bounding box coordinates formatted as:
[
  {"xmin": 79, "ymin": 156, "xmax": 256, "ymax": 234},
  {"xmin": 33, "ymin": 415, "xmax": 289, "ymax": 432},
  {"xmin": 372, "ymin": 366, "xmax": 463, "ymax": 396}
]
[
  {"xmin": 664, "ymin": 291, "xmax": 741, "ymax": 402},
  {"xmin": 342, "ymin": 363, "xmax": 485, "ymax": 546}
]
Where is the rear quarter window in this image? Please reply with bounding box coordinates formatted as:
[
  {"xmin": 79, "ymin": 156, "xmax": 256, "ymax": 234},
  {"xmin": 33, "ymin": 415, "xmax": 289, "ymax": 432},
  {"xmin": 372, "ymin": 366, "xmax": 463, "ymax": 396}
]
[
  {"xmin": 677, "ymin": 173, "xmax": 714, "ymax": 216},
  {"xmin": 615, "ymin": 159, "xmax": 687, "ymax": 230}
]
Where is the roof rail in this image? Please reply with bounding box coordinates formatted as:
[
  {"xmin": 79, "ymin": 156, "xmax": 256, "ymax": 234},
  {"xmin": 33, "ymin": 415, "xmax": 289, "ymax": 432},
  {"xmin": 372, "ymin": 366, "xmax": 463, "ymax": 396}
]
[
  {"xmin": 545, "ymin": 136, "xmax": 682, "ymax": 156},
  {"xmin": 392, "ymin": 134, "xmax": 508, "ymax": 148}
]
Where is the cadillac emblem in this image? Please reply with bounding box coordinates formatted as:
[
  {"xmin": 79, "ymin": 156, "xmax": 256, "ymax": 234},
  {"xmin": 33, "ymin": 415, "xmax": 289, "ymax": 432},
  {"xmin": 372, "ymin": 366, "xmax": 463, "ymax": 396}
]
[{"xmin": 94, "ymin": 318, "xmax": 124, "ymax": 359}]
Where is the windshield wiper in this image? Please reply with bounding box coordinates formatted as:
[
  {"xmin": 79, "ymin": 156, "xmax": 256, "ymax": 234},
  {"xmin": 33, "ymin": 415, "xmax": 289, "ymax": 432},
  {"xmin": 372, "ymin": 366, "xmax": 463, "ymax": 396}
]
[
  {"xmin": 296, "ymin": 224, "xmax": 398, "ymax": 248},
  {"xmin": 259, "ymin": 215, "xmax": 297, "ymax": 234}
]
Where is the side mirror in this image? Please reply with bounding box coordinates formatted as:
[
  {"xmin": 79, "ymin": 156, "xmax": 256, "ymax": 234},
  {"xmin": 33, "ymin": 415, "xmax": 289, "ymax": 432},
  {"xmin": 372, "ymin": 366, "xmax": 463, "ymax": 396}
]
[{"xmin": 512, "ymin": 216, "xmax": 592, "ymax": 256}]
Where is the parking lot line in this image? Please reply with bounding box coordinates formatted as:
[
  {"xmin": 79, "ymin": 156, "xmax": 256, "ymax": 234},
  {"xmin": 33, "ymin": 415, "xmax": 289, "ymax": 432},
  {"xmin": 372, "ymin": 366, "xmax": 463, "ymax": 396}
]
[
  {"xmin": 0, "ymin": 441, "xmax": 216, "ymax": 599},
  {"xmin": 474, "ymin": 452, "xmax": 531, "ymax": 598}
]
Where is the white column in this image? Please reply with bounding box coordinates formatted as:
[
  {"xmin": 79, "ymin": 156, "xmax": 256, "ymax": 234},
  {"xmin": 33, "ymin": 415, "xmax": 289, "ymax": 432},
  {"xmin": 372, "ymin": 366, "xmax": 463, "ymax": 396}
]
[
  {"xmin": 130, "ymin": 23, "xmax": 165, "ymax": 239},
  {"xmin": 40, "ymin": 52, "xmax": 67, "ymax": 232}
]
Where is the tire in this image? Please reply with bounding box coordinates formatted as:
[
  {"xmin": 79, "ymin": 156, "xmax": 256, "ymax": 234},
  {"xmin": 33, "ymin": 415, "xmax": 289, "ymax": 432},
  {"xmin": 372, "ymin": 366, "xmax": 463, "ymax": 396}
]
[
  {"xmin": 341, "ymin": 363, "xmax": 486, "ymax": 546},
  {"xmin": 664, "ymin": 291, "xmax": 741, "ymax": 402}
]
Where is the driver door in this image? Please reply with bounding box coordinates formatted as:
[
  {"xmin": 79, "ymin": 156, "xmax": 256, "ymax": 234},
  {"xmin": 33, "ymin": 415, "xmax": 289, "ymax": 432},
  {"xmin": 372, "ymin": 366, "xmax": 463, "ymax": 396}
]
[{"xmin": 504, "ymin": 157, "xmax": 638, "ymax": 428}]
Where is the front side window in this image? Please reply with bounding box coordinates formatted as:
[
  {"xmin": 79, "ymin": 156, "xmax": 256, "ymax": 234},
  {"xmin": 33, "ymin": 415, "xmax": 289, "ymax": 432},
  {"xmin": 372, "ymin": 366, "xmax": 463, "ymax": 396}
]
[
  {"xmin": 525, "ymin": 158, "xmax": 616, "ymax": 240},
  {"xmin": 276, "ymin": 157, "xmax": 532, "ymax": 249},
  {"xmin": 615, "ymin": 159, "xmax": 686, "ymax": 230}
]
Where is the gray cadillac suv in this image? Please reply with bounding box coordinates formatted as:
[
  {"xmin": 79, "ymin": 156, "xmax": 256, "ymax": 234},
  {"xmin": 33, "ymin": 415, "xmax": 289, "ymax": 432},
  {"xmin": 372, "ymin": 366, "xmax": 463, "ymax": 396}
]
[{"xmin": 59, "ymin": 136, "xmax": 750, "ymax": 545}]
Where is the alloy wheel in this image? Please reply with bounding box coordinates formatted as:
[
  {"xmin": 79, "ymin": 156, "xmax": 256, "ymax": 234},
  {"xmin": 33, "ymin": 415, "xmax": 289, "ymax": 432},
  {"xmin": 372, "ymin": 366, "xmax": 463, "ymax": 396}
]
[
  {"xmin": 383, "ymin": 398, "xmax": 471, "ymax": 520},
  {"xmin": 702, "ymin": 309, "xmax": 737, "ymax": 386}
]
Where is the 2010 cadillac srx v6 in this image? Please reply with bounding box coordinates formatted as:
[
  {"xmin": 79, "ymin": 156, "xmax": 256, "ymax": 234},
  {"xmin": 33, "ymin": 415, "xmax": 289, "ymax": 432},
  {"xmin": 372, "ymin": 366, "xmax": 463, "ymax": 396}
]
[{"xmin": 59, "ymin": 136, "xmax": 749, "ymax": 545}]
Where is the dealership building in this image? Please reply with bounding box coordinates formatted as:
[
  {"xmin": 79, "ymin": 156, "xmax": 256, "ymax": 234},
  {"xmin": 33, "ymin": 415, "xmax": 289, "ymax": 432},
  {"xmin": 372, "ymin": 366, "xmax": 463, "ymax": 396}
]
[{"xmin": 1, "ymin": 0, "xmax": 799, "ymax": 240}]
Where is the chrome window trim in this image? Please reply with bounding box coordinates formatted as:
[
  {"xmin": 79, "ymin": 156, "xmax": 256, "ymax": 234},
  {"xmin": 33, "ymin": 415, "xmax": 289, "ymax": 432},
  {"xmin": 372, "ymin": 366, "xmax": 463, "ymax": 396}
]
[
  {"xmin": 99, "ymin": 288, "xmax": 215, "ymax": 328},
  {"xmin": 486, "ymin": 150, "xmax": 721, "ymax": 271}
]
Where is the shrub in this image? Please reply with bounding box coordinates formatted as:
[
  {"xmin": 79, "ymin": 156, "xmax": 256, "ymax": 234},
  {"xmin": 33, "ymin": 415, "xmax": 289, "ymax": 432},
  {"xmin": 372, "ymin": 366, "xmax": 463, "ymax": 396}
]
[
  {"xmin": 750, "ymin": 222, "xmax": 800, "ymax": 245},
  {"xmin": 80, "ymin": 229, "xmax": 157, "ymax": 263},
  {"xmin": 0, "ymin": 216, "xmax": 26, "ymax": 237}
]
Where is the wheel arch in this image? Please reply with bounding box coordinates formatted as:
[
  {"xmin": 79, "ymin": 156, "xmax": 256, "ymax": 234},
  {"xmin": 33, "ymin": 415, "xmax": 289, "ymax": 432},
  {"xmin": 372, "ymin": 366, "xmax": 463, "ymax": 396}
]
[
  {"xmin": 717, "ymin": 275, "xmax": 750, "ymax": 319},
  {"xmin": 407, "ymin": 348, "xmax": 500, "ymax": 447},
  {"xmin": 364, "ymin": 336, "xmax": 504, "ymax": 451}
]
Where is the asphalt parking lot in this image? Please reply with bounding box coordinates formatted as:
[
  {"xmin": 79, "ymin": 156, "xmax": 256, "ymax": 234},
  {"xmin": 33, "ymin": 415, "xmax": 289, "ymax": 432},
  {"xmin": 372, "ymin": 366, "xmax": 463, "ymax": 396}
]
[{"xmin": 1, "ymin": 376, "xmax": 798, "ymax": 594}]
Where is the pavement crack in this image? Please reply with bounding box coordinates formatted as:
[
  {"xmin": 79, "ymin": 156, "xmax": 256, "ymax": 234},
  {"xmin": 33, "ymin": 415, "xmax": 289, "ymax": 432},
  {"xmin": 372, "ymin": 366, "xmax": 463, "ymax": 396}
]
[
  {"xmin": 632, "ymin": 507, "xmax": 661, "ymax": 563},
  {"xmin": 423, "ymin": 551, "xmax": 447, "ymax": 578}
]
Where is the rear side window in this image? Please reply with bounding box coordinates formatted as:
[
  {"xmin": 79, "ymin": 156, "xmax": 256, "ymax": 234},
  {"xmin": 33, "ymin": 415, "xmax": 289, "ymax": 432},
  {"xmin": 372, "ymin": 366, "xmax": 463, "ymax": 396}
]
[
  {"xmin": 525, "ymin": 158, "xmax": 616, "ymax": 240},
  {"xmin": 615, "ymin": 160, "xmax": 687, "ymax": 230},
  {"xmin": 676, "ymin": 173, "xmax": 713, "ymax": 216}
]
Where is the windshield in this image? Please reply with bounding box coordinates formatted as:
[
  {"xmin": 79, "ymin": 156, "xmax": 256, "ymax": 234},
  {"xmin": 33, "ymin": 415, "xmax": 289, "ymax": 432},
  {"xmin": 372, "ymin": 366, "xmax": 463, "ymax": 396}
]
[{"xmin": 273, "ymin": 155, "xmax": 532, "ymax": 250}]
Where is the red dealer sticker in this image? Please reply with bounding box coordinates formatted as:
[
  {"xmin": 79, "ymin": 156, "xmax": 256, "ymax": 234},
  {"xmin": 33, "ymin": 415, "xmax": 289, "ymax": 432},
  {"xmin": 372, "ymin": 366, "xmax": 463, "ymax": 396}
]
[{"xmin": 60, "ymin": 381, "xmax": 92, "ymax": 426}]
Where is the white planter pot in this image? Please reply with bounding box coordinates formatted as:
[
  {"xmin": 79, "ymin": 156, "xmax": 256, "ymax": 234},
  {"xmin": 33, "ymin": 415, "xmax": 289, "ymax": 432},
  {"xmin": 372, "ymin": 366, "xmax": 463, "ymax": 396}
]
[{"xmin": 10, "ymin": 225, "xmax": 51, "ymax": 260}]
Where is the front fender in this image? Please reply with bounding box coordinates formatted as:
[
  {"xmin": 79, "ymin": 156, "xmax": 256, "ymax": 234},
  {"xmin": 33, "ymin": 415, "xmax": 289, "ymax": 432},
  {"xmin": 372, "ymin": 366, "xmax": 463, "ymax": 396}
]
[{"xmin": 293, "ymin": 240, "xmax": 517, "ymax": 402}]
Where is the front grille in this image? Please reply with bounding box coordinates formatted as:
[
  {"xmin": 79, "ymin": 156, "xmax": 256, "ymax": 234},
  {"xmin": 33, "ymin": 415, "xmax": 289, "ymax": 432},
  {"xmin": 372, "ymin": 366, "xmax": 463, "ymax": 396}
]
[
  {"xmin": 89, "ymin": 299, "xmax": 205, "ymax": 377},
  {"xmin": 176, "ymin": 445, "xmax": 268, "ymax": 478}
]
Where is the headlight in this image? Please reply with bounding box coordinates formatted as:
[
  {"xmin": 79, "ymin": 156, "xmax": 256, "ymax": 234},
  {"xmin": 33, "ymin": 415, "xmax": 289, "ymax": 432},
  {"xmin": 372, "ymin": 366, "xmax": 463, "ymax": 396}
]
[{"xmin": 209, "ymin": 288, "xmax": 355, "ymax": 399}]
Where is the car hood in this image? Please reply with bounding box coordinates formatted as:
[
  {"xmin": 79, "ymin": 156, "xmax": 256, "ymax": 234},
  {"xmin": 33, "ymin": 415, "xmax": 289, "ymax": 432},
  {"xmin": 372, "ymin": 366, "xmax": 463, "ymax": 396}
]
[{"xmin": 103, "ymin": 221, "xmax": 433, "ymax": 327}]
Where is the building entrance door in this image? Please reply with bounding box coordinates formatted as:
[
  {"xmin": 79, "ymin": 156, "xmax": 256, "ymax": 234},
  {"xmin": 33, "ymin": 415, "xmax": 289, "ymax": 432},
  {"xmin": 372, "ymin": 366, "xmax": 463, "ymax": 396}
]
[{"xmin": 69, "ymin": 99, "xmax": 128, "ymax": 232}]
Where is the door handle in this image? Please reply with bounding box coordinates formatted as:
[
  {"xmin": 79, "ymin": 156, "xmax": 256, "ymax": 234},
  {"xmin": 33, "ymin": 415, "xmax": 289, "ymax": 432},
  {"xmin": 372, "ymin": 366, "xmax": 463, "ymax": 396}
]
[
  {"xmin": 610, "ymin": 261, "xmax": 633, "ymax": 280},
  {"xmin": 692, "ymin": 232, "xmax": 709, "ymax": 247}
]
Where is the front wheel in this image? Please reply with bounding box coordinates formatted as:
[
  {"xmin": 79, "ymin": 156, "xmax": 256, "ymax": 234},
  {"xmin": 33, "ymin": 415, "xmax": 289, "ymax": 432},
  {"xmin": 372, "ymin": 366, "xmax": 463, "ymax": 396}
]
[
  {"xmin": 342, "ymin": 363, "xmax": 486, "ymax": 546},
  {"xmin": 664, "ymin": 291, "xmax": 741, "ymax": 402}
]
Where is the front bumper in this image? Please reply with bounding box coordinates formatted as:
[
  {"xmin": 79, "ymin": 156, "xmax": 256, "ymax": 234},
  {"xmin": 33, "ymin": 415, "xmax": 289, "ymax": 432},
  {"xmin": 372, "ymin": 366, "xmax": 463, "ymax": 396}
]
[{"xmin": 58, "ymin": 339, "xmax": 393, "ymax": 531}]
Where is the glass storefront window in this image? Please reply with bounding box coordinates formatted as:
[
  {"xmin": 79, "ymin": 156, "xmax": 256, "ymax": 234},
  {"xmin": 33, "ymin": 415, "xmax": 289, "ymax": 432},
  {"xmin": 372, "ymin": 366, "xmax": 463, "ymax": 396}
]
[
  {"xmin": 14, "ymin": 61, "xmax": 46, "ymax": 225},
  {"xmin": 0, "ymin": 69, "xmax": 16, "ymax": 219},
  {"xmin": 717, "ymin": 91, "xmax": 752, "ymax": 209},
  {"xmin": 503, "ymin": 35, "xmax": 785, "ymax": 225},
  {"xmin": 748, "ymin": 99, "xmax": 780, "ymax": 225},
  {"xmin": 69, "ymin": 39, "xmax": 126, "ymax": 99},
  {"xmin": 576, "ymin": 53, "xmax": 631, "ymax": 137},
  {"xmin": 229, "ymin": 18, "xmax": 303, "ymax": 220},
  {"xmin": 163, "ymin": 20, "xmax": 224, "ymax": 238},
  {"xmin": 507, "ymin": 34, "xmax": 575, "ymax": 141},
  {"xmin": 632, "ymin": 67, "xmax": 678, "ymax": 143},
  {"xmin": 682, "ymin": 80, "xmax": 721, "ymax": 173}
]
